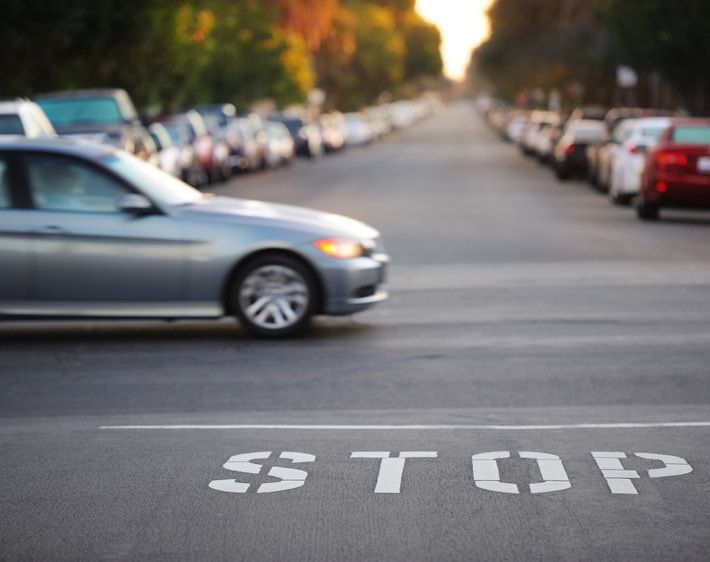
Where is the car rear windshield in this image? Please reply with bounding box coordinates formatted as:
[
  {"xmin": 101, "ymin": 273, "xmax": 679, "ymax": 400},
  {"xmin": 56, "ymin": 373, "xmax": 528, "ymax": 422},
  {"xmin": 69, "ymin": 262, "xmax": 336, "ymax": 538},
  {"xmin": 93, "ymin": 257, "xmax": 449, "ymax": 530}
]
[
  {"xmin": 640, "ymin": 127, "xmax": 666, "ymax": 139},
  {"xmin": 0, "ymin": 114, "xmax": 25, "ymax": 135},
  {"xmin": 38, "ymin": 97, "xmax": 123, "ymax": 127},
  {"xmin": 672, "ymin": 126, "xmax": 710, "ymax": 145},
  {"xmin": 574, "ymin": 128, "xmax": 603, "ymax": 143}
]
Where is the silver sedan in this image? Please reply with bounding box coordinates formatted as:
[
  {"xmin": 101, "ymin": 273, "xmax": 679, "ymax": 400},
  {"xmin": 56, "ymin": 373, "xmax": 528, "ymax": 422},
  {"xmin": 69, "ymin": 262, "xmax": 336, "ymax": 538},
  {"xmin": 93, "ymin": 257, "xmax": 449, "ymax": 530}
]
[{"xmin": 0, "ymin": 139, "xmax": 389, "ymax": 337}]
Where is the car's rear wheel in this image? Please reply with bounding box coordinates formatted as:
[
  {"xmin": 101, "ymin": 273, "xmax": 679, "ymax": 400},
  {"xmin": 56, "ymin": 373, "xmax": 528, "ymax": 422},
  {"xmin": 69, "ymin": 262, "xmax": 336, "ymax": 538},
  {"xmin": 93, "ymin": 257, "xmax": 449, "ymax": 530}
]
[
  {"xmin": 232, "ymin": 254, "xmax": 317, "ymax": 337},
  {"xmin": 636, "ymin": 199, "xmax": 660, "ymax": 221}
]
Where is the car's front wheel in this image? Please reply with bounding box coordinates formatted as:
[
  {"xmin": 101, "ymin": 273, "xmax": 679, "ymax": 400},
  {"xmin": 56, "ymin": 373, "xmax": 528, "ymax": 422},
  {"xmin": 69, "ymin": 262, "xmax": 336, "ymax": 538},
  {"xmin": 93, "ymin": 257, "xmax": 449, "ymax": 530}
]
[{"xmin": 232, "ymin": 254, "xmax": 317, "ymax": 337}]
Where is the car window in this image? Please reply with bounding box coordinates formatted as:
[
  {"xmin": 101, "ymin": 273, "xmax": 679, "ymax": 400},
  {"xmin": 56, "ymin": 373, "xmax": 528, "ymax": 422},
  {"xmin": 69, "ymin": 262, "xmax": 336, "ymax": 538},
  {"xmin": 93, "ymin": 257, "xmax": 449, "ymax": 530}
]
[
  {"xmin": 25, "ymin": 153, "xmax": 128, "ymax": 213},
  {"xmin": 640, "ymin": 127, "xmax": 666, "ymax": 140},
  {"xmin": 0, "ymin": 158, "xmax": 12, "ymax": 208},
  {"xmin": 672, "ymin": 126, "xmax": 710, "ymax": 145},
  {"xmin": 0, "ymin": 114, "xmax": 25, "ymax": 135},
  {"xmin": 38, "ymin": 97, "xmax": 123, "ymax": 127},
  {"xmin": 574, "ymin": 128, "xmax": 604, "ymax": 143}
]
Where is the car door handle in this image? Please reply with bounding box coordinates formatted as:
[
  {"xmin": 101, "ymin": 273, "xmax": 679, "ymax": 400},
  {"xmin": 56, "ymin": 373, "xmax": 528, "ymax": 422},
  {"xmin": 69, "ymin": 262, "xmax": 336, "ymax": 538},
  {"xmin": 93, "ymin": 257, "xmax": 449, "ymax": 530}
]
[{"xmin": 35, "ymin": 225, "xmax": 66, "ymax": 235}]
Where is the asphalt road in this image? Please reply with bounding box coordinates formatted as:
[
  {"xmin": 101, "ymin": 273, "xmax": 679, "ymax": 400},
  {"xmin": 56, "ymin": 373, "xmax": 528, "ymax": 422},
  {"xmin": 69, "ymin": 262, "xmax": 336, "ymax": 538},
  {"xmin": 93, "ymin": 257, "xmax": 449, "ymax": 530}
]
[{"xmin": 2, "ymin": 102, "xmax": 710, "ymax": 561}]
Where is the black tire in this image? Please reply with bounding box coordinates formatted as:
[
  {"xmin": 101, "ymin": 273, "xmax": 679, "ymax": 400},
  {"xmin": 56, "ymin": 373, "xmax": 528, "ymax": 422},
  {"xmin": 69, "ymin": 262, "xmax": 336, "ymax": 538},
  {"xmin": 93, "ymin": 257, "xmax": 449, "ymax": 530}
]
[
  {"xmin": 636, "ymin": 200, "xmax": 660, "ymax": 221},
  {"xmin": 231, "ymin": 254, "xmax": 318, "ymax": 338},
  {"xmin": 608, "ymin": 189, "xmax": 630, "ymax": 206}
]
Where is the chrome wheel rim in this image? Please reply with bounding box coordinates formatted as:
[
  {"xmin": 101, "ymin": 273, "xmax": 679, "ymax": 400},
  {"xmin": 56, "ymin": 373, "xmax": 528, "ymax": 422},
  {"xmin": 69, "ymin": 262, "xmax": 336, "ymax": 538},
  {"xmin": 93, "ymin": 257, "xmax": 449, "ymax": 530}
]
[{"xmin": 238, "ymin": 265, "xmax": 309, "ymax": 330}]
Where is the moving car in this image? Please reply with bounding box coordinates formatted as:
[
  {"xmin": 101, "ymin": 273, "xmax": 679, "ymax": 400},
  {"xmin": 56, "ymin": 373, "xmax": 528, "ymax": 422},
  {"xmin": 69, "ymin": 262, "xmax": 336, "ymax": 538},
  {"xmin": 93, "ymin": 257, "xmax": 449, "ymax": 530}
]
[
  {"xmin": 0, "ymin": 100, "xmax": 56, "ymax": 138},
  {"xmin": 636, "ymin": 119, "xmax": 710, "ymax": 220},
  {"xmin": 0, "ymin": 138, "xmax": 389, "ymax": 337}
]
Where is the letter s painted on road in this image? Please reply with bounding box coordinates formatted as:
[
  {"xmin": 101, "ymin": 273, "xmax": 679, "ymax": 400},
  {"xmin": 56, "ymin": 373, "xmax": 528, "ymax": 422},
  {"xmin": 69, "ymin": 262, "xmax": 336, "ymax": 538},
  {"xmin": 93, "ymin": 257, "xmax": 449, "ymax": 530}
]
[{"xmin": 209, "ymin": 451, "xmax": 315, "ymax": 494}]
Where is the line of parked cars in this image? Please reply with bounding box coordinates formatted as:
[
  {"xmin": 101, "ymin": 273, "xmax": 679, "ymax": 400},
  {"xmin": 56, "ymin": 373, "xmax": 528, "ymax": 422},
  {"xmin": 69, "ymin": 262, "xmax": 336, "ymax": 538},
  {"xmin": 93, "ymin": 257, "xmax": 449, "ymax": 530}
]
[
  {"xmin": 1, "ymin": 89, "xmax": 444, "ymax": 191},
  {"xmin": 479, "ymin": 98, "xmax": 710, "ymax": 221}
]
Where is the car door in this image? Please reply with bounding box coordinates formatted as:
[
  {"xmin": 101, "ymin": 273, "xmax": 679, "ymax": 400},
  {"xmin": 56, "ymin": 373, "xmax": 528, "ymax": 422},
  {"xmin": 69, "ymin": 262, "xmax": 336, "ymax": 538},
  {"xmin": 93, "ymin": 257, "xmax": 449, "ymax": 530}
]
[
  {"xmin": 0, "ymin": 152, "xmax": 32, "ymax": 302},
  {"xmin": 21, "ymin": 151, "xmax": 185, "ymax": 307}
]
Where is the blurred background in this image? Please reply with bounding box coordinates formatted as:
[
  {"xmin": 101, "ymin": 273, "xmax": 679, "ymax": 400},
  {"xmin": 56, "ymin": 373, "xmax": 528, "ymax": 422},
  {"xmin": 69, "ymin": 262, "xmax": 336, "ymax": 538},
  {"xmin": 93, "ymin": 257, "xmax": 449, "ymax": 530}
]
[{"xmin": 1, "ymin": 1, "xmax": 708, "ymax": 116}]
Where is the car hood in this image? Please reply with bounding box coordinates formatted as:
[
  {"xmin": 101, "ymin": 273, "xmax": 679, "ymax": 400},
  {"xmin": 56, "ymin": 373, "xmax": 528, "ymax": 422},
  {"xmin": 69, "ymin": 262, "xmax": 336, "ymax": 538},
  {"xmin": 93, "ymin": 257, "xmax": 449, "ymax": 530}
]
[
  {"xmin": 178, "ymin": 196, "xmax": 379, "ymax": 239},
  {"xmin": 55, "ymin": 124, "xmax": 127, "ymax": 146}
]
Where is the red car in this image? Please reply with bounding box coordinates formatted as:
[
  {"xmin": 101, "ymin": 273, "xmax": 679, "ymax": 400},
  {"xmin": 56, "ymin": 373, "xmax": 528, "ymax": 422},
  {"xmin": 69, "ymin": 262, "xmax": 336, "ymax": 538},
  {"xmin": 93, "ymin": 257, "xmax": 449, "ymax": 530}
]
[{"xmin": 637, "ymin": 118, "xmax": 710, "ymax": 220}]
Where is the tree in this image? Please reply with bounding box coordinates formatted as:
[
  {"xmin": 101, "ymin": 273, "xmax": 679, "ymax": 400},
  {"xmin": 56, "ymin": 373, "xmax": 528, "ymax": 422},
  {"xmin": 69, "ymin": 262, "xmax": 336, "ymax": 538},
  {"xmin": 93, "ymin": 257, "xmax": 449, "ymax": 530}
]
[{"xmin": 602, "ymin": 0, "xmax": 710, "ymax": 115}]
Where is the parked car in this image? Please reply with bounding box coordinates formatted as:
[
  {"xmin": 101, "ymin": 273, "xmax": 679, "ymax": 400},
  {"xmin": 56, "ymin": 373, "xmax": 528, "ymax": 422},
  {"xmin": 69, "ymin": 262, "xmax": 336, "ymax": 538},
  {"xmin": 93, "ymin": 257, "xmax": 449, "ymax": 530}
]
[
  {"xmin": 0, "ymin": 138, "xmax": 389, "ymax": 337},
  {"xmin": 593, "ymin": 109, "xmax": 678, "ymax": 192},
  {"xmin": 319, "ymin": 112, "xmax": 346, "ymax": 153},
  {"xmin": 264, "ymin": 121, "xmax": 295, "ymax": 168},
  {"xmin": 608, "ymin": 117, "xmax": 672, "ymax": 205},
  {"xmin": 36, "ymin": 89, "xmax": 156, "ymax": 162},
  {"xmin": 519, "ymin": 111, "xmax": 559, "ymax": 156},
  {"xmin": 157, "ymin": 120, "xmax": 208, "ymax": 188},
  {"xmin": 194, "ymin": 104, "xmax": 237, "ymax": 129},
  {"xmin": 148, "ymin": 122, "xmax": 183, "ymax": 179},
  {"xmin": 552, "ymin": 120, "xmax": 605, "ymax": 180},
  {"xmin": 504, "ymin": 113, "xmax": 528, "ymax": 143},
  {"xmin": 0, "ymin": 100, "xmax": 56, "ymax": 138},
  {"xmin": 156, "ymin": 111, "xmax": 217, "ymax": 185},
  {"xmin": 234, "ymin": 117, "xmax": 266, "ymax": 171},
  {"xmin": 636, "ymin": 119, "xmax": 710, "ymax": 220},
  {"xmin": 272, "ymin": 115, "xmax": 323, "ymax": 158},
  {"xmin": 344, "ymin": 112, "xmax": 373, "ymax": 146}
]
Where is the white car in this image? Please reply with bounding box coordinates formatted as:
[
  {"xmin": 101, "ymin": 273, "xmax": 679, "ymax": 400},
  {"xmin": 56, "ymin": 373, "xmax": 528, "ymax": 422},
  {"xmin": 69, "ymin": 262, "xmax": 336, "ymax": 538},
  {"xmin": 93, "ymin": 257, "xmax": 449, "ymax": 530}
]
[
  {"xmin": 608, "ymin": 117, "xmax": 672, "ymax": 204},
  {"xmin": 344, "ymin": 113, "xmax": 373, "ymax": 146},
  {"xmin": 519, "ymin": 111, "xmax": 559, "ymax": 156},
  {"xmin": 0, "ymin": 99, "xmax": 56, "ymax": 138}
]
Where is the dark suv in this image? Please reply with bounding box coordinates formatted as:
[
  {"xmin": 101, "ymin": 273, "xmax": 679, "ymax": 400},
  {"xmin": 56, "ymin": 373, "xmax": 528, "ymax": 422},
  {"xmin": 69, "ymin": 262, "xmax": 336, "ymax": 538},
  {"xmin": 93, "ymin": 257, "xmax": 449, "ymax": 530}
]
[{"xmin": 36, "ymin": 89, "xmax": 156, "ymax": 163}]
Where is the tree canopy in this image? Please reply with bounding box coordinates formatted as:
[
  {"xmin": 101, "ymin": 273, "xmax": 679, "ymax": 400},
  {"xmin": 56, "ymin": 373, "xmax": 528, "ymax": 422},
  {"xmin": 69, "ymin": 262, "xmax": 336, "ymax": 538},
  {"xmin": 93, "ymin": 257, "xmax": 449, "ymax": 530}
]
[
  {"xmin": 470, "ymin": 0, "xmax": 710, "ymax": 115},
  {"xmin": 0, "ymin": 0, "xmax": 443, "ymax": 112}
]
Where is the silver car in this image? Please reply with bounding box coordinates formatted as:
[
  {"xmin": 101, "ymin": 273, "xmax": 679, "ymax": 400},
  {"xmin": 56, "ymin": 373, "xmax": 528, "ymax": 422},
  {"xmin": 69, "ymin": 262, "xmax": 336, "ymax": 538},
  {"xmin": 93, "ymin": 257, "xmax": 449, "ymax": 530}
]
[{"xmin": 0, "ymin": 139, "xmax": 388, "ymax": 337}]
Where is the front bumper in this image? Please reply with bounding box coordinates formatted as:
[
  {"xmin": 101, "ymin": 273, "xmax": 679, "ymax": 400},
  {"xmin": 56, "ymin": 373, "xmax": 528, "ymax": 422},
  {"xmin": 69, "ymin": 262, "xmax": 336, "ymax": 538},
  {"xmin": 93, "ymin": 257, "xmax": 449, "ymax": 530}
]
[{"xmin": 319, "ymin": 252, "xmax": 389, "ymax": 315}]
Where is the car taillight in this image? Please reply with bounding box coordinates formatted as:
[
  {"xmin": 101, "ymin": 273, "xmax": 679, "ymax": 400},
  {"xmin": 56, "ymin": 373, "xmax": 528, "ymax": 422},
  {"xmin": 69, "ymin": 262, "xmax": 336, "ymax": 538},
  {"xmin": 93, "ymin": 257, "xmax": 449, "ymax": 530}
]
[
  {"xmin": 656, "ymin": 181, "xmax": 667, "ymax": 193},
  {"xmin": 654, "ymin": 151, "xmax": 688, "ymax": 170},
  {"xmin": 564, "ymin": 145, "xmax": 575, "ymax": 156}
]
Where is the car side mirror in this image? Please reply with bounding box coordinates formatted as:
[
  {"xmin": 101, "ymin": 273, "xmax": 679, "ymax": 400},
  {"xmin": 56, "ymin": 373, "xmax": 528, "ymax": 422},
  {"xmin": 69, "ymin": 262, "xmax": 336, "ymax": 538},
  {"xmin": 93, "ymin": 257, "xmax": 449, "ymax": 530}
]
[{"xmin": 119, "ymin": 193, "xmax": 155, "ymax": 215}]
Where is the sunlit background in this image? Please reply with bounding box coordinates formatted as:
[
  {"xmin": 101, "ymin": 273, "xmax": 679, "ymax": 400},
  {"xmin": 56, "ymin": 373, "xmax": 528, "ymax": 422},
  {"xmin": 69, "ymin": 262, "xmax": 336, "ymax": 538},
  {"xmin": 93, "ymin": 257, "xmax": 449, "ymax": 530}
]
[{"xmin": 416, "ymin": 0, "xmax": 493, "ymax": 81}]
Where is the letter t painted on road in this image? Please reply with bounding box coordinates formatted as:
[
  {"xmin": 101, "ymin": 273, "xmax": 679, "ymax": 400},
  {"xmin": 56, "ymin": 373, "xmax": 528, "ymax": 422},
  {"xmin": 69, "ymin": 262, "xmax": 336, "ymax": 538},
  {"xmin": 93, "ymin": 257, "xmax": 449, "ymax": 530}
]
[{"xmin": 351, "ymin": 451, "xmax": 438, "ymax": 493}]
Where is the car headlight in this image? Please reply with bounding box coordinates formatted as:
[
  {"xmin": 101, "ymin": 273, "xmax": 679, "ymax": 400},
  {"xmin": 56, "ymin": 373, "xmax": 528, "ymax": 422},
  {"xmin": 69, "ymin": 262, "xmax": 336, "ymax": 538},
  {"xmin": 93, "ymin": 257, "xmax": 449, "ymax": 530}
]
[{"xmin": 313, "ymin": 238, "xmax": 365, "ymax": 259}]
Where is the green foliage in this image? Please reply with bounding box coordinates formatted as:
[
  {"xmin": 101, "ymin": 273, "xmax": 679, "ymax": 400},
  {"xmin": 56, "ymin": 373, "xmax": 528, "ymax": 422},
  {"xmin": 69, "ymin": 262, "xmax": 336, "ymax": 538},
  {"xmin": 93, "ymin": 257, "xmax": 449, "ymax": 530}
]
[
  {"xmin": 472, "ymin": 0, "xmax": 614, "ymax": 108},
  {"xmin": 601, "ymin": 0, "xmax": 710, "ymax": 115},
  {"xmin": 0, "ymin": 0, "xmax": 441, "ymax": 112},
  {"xmin": 473, "ymin": 0, "xmax": 710, "ymax": 114},
  {"xmin": 319, "ymin": 0, "xmax": 442, "ymax": 111}
]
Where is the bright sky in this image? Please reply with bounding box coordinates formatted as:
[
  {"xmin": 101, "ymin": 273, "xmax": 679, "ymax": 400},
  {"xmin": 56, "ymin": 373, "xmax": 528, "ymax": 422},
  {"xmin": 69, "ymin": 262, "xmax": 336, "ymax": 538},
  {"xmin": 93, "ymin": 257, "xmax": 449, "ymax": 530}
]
[{"xmin": 416, "ymin": 0, "xmax": 494, "ymax": 81}]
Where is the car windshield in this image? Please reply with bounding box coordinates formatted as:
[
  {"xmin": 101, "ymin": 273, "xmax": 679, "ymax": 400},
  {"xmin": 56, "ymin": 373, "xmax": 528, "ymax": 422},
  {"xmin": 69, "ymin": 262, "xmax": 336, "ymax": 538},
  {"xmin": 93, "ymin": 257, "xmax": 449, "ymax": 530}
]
[
  {"xmin": 103, "ymin": 151, "xmax": 202, "ymax": 206},
  {"xmin": 672, "ymin": 126, "xmax": 710, "ymax": 145},
  {"xmin": 0, "ymin": 114, "xmax": 24, "ymax": 135},
  {"xmin": 38, "ymin": 97, "xmax": 123, "ymax": 126}
]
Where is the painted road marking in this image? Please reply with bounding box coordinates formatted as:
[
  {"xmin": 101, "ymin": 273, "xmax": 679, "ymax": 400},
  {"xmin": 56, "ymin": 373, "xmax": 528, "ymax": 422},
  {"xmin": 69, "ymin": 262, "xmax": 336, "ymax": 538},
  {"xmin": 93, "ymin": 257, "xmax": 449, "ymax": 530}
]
[
  {"xmin": 208, "ymin": 451, "xmax": 693, "ymax": 496},
  {"xmin": 208, "ymin": 451, "xmax": 315, "ymax": 494},
  {"xmin": 350, "ymin": 451, "xmax": 438, "ymax": 493},
  {"xmin": 592, "ymin": 452, "xmax": 693, "ymax": 495},
  {"xmin": 472, "ymin": 451, "xmax": 571, "ymax": 494},
  {"xmin": 100, "ymin": 421, "xmax": 710, "ymax": 430}
]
